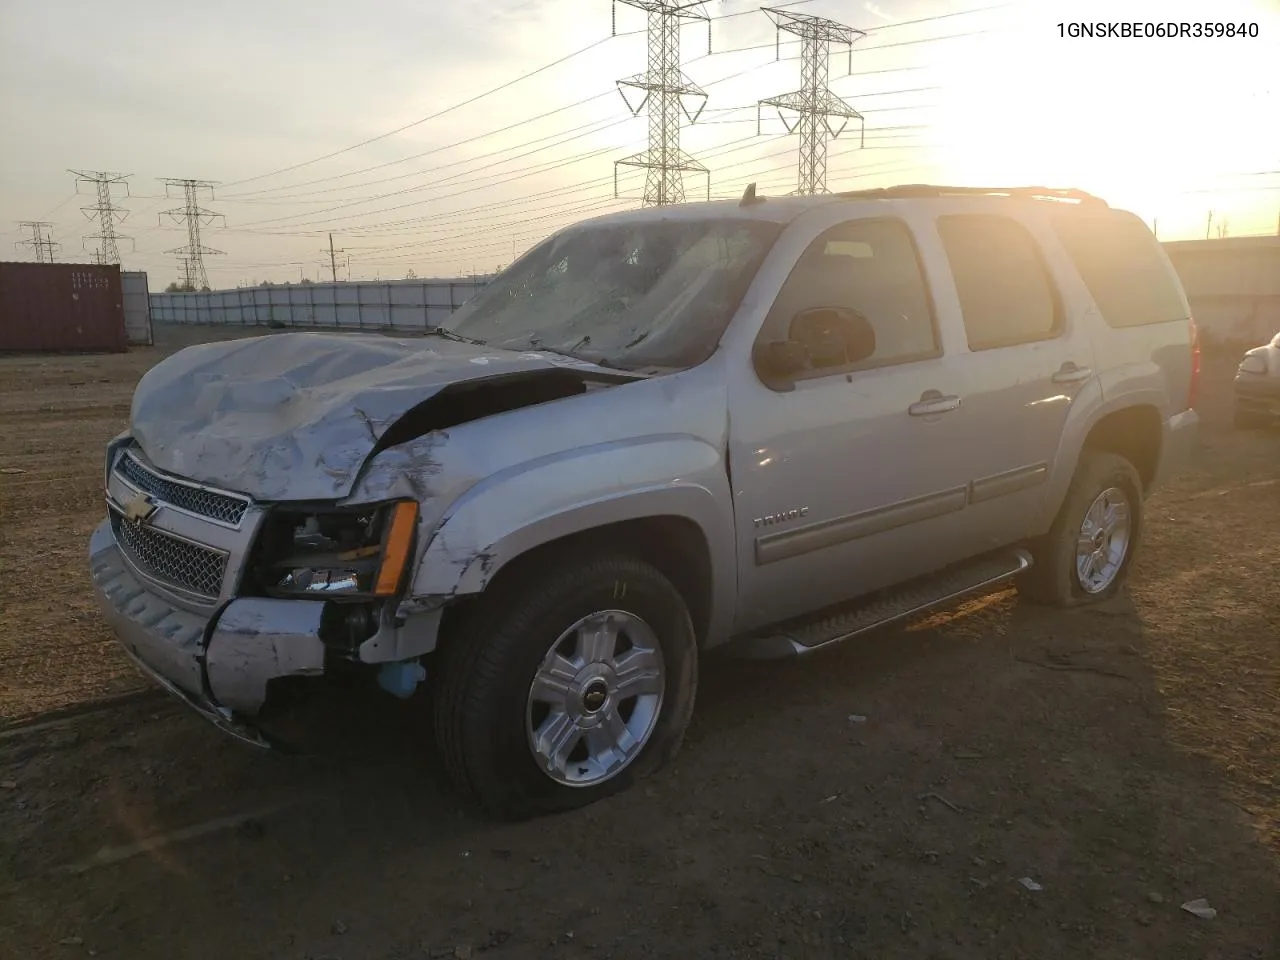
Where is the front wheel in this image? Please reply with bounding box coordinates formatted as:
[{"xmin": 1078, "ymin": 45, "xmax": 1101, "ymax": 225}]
[
  {"xmin": 1017, "ymin": 450, "xmax": 1143, "ymax": 606},
  {"xmin": 432, "ymin": 551, "xmax": 698, "ymax": 820}
]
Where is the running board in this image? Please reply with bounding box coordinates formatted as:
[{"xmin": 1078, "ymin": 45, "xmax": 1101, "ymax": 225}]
[{"xmin": 734, "ymin": 548, "xmax": 1033, "ymax": 659}]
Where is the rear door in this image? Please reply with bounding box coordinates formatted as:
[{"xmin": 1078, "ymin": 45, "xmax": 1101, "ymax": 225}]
[
  {"xmin": 923, "ymin": 209, "xmax": 1101, "ymax": 552},
  {"xmin": 1047, "ymin": 209, "xmax": 1194, "ymax": 419}
]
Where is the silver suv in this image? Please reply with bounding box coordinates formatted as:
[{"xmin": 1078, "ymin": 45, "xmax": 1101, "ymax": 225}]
[{"xmin": 89, "ymin": 185, "xmax": 1200, "ymax": 819}]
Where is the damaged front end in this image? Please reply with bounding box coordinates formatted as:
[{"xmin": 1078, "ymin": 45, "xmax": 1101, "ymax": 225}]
[{"xmin": 89, "ymin": 333, "xmax": 629, "ymax": 746}]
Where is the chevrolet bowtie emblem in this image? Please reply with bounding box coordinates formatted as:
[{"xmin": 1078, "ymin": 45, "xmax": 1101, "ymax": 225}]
[{"xmin": 123, "ymin": 491, "xmax": 158, "ymax": 524}]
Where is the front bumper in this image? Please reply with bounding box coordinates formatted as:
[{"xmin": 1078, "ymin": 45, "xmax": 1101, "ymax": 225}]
[{"xmin": 89, "ymin": 519, "xmax": 327, "ymax": 744}]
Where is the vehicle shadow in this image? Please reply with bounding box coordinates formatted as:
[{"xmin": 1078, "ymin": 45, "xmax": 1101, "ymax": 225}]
[{"xmin": 11, "ymin": 582, "xmax": 1277, "ymax": 960}]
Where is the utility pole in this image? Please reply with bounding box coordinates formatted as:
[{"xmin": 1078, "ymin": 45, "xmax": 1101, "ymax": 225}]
[
  {"xmin": 612, "ymin": 0, "xmax": 712, "ymax": 206},
  {"xmin": 15, "ymin": 221, "xmax": 60, "ymax": 262},
  {"xmin": 322, "ymin": 233, "xmax": 346, "ymax": 282},
  {"xmin": 69, "ymin": 170, "xmax": 132, "ymax": 264},
  {"xmin": 159, "ymin": 179, "xmax": 225, "ymax": 290},
  {"xmin": 757, "ymin": 6, "xmax": 866, "ymax": 196}
]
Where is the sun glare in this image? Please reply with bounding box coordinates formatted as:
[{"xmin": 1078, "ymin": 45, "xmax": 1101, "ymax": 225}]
[{"xmin": 927, "ymin": 0, "xmax": 1279, "ymax": 235}]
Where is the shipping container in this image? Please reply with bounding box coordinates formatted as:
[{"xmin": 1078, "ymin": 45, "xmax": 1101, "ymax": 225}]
[
  {"xmin": 121, "ymin": 270, "xmax": 153, "ymax": 346},
  {"xmin": 0, "ymin": 261, "xmax": 128, "ymax": 353}
]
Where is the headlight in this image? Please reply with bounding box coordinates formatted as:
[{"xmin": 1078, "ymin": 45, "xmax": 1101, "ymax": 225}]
[
  {"xmin": 256, "ymin": 500, "xmax": 418, "ymax": 599},
  {"xmin": 1239, "ymin": 355, "xmax": 1267, "ymax": 376}
]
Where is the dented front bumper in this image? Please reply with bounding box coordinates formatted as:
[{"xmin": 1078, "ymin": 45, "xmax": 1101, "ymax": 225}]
[{"xmin": 89, "ymin": 520, "xmax": 328, "ymax": 745}]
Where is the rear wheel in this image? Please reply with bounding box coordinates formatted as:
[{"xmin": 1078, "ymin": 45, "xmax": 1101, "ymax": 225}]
[
  {"xmin": 1017, "ymin": 450, "xmax": 1143, "ymax": 606},
  {"xmin": 432, "ymin": 551, "xmax": 698, "ymax": 820}
]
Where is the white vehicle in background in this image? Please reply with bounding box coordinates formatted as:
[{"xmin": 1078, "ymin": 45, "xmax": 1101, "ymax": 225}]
[{"xmin": 1234, "ymin": 331, "xmax": 1280, "ymax": 428}]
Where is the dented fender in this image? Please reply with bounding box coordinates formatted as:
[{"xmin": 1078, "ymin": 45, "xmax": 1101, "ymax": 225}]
[{"xmin": 411, "ymin": 436, "xmax": 739, "ymax": 647}]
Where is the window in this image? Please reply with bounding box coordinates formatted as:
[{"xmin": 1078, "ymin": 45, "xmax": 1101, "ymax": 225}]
[
  {"xmin": 764, "ymin": 218, "xmax": 939, "ymax": 373},
  {"xmin": 936, "ymin": 215, "xmax": 1062, "ymax": 350},
  {"xmin": 1050, "ymin": 211, "xmax": 1189, "ymax": 328}
]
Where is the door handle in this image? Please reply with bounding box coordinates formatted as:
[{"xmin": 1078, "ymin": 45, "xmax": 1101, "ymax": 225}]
[
  {"xmin": 908, "ymin": 390, "xmax": 962, "ymax": 416},
  {"xmin": 1052, "ymin": 362, "xmax": 1093, "ymax": 384}
]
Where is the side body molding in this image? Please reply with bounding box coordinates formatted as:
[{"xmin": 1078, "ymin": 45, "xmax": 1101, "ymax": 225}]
[{"xmin": 410, "ymin": 435, "xmax": 739, "ymax": 647}]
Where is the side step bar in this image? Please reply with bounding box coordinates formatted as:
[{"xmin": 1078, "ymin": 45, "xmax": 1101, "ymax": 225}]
[{"xmin": 735, "ymin": 548, "xmax": 1033, "ymax": 659}]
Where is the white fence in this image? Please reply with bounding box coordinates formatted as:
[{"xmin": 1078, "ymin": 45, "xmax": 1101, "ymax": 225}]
[{"xmin": 148, "ymin": 278, "xmax": 491, "ymax": 331}]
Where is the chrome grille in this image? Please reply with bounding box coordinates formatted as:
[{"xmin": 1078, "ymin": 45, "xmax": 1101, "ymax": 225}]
[
  {"xmin": 112, "ymin": 512, "xmax": 227, "ymax": 599},
  {"xmin": 117, "ymin": 454, "xmax": 248, "ymax": 526}
]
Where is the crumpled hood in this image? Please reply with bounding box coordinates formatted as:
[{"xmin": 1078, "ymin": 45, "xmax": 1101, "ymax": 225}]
[{"xmin": 130, "ymin": 332, "xmax": 606, "ymax": 501}]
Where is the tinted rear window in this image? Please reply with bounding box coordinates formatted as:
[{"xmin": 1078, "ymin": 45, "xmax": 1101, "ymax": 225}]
[{"xmin": 1051, "ymin": 212, "xmax": 1189, "ymax": 328}]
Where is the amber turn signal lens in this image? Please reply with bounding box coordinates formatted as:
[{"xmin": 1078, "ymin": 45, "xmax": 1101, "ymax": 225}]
[{"xmin": 373, "ymin": 501, "xmax": 418, "ymax": 596}]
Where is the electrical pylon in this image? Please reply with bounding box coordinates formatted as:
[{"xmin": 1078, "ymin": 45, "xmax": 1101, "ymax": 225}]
[
  {"xmin": 69, "ymin": 170, "xmax": 132, "ymax": 264},
  {"xmin": 757, "ymin": 6, "xmax": 866, "ymax": 195},
  {"xmin": 159, "ymin": 179, "xmax": 226, "ymax": 290},
  {"xmin": 15, "ymin": 221, "xmax": 60, "ymax": 263},
  {"xmin": 612, "ymin": 0, "xmax": 712, "ymax": 206}
]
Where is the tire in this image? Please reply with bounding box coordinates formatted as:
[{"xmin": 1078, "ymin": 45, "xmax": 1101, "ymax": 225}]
[
  {"xmin": 431, "ymin": 550, "xmax": 698, "ymax": 820},
  {"xmin": 1234, "ymin": 404, "xmax": 1269, "ymax": 430},
  {"xmin": 1016, "ymin": 450, "xmax": 1143, "ymax": 607}
]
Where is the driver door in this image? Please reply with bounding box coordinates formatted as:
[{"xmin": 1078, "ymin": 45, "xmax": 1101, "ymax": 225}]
[{"xmin": 727, "ymin": 215, "xmax": 974, "ymax": 633}]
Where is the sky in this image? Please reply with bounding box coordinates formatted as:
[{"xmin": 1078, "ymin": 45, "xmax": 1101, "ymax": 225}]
[{"xmin": 1, "ymin": 0, "xmax": 1277, "ymax": 291}]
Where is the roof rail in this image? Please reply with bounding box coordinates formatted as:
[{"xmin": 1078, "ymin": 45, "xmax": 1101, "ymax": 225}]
[{"xmin": 833, "ymin": 184, "xmax": 1108, "ymax": 206}]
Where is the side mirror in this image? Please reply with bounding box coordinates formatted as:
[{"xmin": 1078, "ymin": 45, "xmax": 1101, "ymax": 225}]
[{"xmin": 789, "ymin": 307, "xmax": 876, "ymax": 369}]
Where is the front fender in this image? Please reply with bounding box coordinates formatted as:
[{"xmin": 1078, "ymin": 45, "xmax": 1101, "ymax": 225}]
[{"xmin": 411, "ymin": 435, "xmax": 738, "ymax": 645}]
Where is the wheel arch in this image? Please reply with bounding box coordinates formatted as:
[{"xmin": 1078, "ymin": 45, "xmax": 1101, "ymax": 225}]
[
  {"xmin": 438, "ymin": 514, "xmax": 717, "ymax": 653},
  {"xmin": 1036, "ymin": 398, "xmax": 1164, "ymax": 533}
]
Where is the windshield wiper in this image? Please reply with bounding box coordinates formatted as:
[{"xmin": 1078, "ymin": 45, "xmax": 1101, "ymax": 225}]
[{"xmin": 426, "ymin": 326, "xmax": 485, "ymax": 346}]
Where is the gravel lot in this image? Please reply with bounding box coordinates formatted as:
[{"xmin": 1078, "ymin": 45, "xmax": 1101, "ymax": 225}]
[{"xmin": 1, "ymin": 324, "xmax": 1277, "ymax": 960}]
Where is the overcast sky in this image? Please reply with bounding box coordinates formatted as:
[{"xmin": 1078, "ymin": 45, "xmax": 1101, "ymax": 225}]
[{"xmin": 2, "ymin": 0, "xmax": 1277, "ymax": 290}]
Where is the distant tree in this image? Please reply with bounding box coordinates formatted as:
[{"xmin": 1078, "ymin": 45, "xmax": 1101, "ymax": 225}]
[
  {"xmin": 300, "ymin": 277, "xmax": 315, "ymax": 285},
  {"xmin": 165, "ymin": 280, "xmax": 196, "ymax": 293},
  {"xmin": 405, "ymin": 269, "xmax": 417, "ymax": 279}
]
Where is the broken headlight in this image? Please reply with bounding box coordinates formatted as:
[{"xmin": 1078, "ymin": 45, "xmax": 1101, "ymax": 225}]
[{"xmin": 256, "ymin": 501, "xmax": 418, "ymax": 599}]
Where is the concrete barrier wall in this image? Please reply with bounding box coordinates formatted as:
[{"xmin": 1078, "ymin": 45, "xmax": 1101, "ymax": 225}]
[
  {"xmin": 1164, "ymin": 237, "xmax": 1280, "ymax": 346},
  {"xmin": 148, "ymin": 278, "xmax": 490, "ymax": 332}
]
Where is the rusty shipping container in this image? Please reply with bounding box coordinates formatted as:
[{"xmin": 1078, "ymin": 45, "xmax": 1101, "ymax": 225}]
[{"xmin": 0, "ymin": 261, "xmax": 128, "ymax": 353}]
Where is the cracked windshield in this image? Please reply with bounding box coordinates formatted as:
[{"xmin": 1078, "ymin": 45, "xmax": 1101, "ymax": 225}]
[{"xmin": 446, "ymin": 218, "xmax": 780, "ymax": 368}]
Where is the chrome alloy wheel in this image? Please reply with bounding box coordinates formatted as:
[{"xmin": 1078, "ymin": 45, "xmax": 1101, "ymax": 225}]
[
  {"xmin": 1075, "ymin": 486, "xmax": 1132, "ymax": 594},
  {"xmin": 525, "ymin": 610, "xmax": 665, "ymax": 788}
]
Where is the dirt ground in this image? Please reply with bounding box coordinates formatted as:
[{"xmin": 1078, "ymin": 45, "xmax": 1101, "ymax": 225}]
[{"xmin": 1, "ymin": 324, "xmax": 1277, "ymax": 960}]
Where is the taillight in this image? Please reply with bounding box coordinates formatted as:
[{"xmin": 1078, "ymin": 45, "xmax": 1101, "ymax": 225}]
[{"xmin": 1188, "ymin": 317, "xmax": 1201, "ymax": 409}]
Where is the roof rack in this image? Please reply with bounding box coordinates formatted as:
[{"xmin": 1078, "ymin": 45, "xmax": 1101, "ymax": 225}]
[{"xmin": 833, "ymin": 184, "xmax": 1107, "ymax": 206}]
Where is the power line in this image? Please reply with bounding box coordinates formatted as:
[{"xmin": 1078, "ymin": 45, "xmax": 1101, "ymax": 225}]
[
  {"xmin": 159, "ymin": 179, "xmax": 226, "ymax": 290},
  {"xmin": 15, "ymin": 221, "xmax": 60, "ymax": 262},
  {"xmin": 221, "ymin": 35, "xmax": 620, "ymax": 189},
  {"xmin": 227, "ymin": 74, "xmax": 940, "ymax": 233},
  {"xmin": 220, "ymin": 0, "xmax": 821, "ymax": 197},
  {"xmin": 218, "ymin": 8, "xmax": 997, "ymax": 208},
  {"xmin": 757, "ymin": 6, "xmax": 865, "ymax": 195},
  {"xmin": 69, "ymin": 170, "xmax": 132, "ymax": 265}
]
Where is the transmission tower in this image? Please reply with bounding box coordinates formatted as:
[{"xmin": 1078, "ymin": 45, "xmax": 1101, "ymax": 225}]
[
  {"xmin": 159, "ymin": 179, "xmax": 226, "ymax": 290},
  {"xmin": 612, "ymin": 0, "xmax": 712, "ymax": 206},
  {"xmin": 15, "ymin": 221, "xmax": 61, "ymax": 263},
  {"xmin": 69, "ymin": 170, "xmax": 133, "ymax": 264},
  {"xmin": 757, "ymin": 7, "xmax": 866, "ymax": 196}
]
